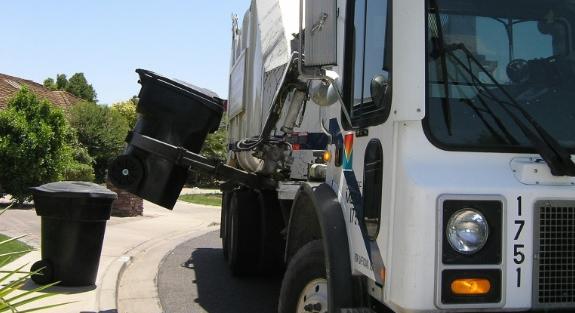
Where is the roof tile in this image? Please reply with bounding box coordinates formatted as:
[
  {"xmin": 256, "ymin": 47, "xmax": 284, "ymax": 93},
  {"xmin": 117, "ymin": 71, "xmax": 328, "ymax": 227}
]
[{"xmin": 0, "ymin": 73, "xmax": 82, "ymax": 110}]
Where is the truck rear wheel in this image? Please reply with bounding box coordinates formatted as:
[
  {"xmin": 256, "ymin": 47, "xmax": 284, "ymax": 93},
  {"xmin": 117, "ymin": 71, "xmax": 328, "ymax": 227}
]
[
  {"xmin": 257, "ymin": 190, "xmax": 285, "ymax": 274},
  {"xmin": 220, "ymin": 191, "xmax": 232, "ymax": 260},
  {"xmin": 278, "ymin": 240, "xmax": 328, "ymax": 313},
  {"xmin": 226, "ymin": 189, "xmax": 261, "ymax": 275}
]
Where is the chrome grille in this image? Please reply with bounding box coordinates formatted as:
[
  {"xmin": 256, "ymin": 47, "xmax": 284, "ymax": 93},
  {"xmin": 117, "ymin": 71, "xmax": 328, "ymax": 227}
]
[{"xmin": 534, "ymin": 201, "xmax": 575, "ymax": 308}]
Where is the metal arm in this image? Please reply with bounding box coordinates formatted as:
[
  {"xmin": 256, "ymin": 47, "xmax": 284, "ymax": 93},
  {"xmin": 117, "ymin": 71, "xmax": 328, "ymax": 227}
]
[{"xmin": 128, "ymin": 132, "xmax": 277, "ymax": 189}]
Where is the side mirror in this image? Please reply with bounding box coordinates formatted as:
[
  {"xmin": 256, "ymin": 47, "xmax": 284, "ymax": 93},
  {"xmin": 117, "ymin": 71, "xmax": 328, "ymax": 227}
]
[
  {"xmin": 310, "ymin": 80, "xmax": 338, "ymax": 107},
  {"xmin": 370, "ymin": 75, "xmax": 391, "ymax": 108}
]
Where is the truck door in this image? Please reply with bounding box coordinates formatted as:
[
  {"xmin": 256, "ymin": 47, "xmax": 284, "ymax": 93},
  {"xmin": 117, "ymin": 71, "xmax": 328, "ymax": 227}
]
[{"xmin": 340, "ymin": 0, "xmax": 393, "ymax": 284}]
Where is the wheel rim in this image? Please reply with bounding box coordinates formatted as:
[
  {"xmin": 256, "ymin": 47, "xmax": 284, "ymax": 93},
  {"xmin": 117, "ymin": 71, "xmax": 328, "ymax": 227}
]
[{"xmin": 296, "ymin": 278, "xmax": 328, "ymax": 313}]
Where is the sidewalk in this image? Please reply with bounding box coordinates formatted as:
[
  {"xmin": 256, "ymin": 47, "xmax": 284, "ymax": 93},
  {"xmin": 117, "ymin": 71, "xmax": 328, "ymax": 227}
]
[{"xmin": 0, "ymin": 196, "xmax": 222, "ymax": 313}]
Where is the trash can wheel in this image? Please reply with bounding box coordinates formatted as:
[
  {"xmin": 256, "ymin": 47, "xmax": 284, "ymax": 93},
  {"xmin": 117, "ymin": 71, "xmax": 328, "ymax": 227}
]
[
  {"xmin": 108, "ymin": 155, "xmax": 145, "ymax": 189},
  {"xmin": 31, "ymin": 259, "xmax": 55, "ymax": 285}
]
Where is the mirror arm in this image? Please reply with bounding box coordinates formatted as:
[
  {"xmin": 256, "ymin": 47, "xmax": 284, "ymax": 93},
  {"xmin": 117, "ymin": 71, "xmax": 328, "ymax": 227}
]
[
  {"xmin": 298, "ymin": 0, "xmax": 355, "ymax": 129},
  {"xmin": 317, "ymin": 99, "xmax": 333, "ymax": 144},
  {"xmin": 322, "ymin": 76, "xmax": 354, "ymax": 128}
]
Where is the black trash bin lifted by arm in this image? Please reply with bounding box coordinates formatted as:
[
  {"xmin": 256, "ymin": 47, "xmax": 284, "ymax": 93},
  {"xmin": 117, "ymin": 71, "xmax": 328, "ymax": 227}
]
[{"xmin": 109, "ymin": 69, "xmax": 275, "ymax": 209}]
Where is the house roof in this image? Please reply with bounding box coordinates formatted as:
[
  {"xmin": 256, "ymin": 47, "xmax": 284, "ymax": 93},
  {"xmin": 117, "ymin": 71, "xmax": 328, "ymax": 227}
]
[{"xmin": 0, "ymin": 73, "xmax": 82, "ymax": 110}]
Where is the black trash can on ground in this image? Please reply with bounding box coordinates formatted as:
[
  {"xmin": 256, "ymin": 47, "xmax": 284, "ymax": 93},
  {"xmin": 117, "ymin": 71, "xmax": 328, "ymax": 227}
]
[
  {"xmin": 109, "ymin": 69, "xmax": 224, "ymax": 209},
  {"xmin": 30, "ymin": 181, "xmax": 117, "ymax": 286}
]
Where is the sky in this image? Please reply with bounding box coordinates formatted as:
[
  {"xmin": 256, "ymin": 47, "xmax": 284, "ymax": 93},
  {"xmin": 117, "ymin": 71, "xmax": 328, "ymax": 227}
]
[{"xmin": 0, "ymin": 1, "xmax": 250, "ymax": 104}]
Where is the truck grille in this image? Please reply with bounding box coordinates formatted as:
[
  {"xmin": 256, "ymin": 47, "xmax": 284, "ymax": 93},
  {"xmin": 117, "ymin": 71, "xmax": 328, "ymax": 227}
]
[{"xmin": 534, "ymin": 201, "xmax": 575, "ymax": 308}]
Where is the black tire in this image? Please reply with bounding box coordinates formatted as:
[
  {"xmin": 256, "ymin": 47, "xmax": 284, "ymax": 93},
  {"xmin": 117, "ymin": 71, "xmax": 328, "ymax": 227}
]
[
  {"xmin": 227, "ymin": 189, "xmax": 261, "ymax": 276},
  {"xmin": 221, "ymin": 191, "xmax": 232, "ymax": 260},
  {"xmin": 257, "ymin": 190, "xmax": 285, "ymax": 274},
  {"xmin": 278, "ymin": 240, "xmax": 327, "ymax": 313},
  {"xmin": 31, "ymin": 259, "xmax": 55, "ymax": 285}
]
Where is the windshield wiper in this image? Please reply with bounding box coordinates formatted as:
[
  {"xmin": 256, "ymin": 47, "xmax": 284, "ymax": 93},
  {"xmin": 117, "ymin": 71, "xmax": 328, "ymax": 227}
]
[
  {"xmin": 460, "ymin": 98, "xmax": 518, "ymax": 145},
  {"xmin": 444, "ymin": 43, "xmax": 575, "ymax": 177},
  {"xmin": 429, "ymin": 2, "xmax": 518, "ymax": 145},
  {"xmin": 429, "ymin": 1, "xmax": 453, "ymax": 136}
]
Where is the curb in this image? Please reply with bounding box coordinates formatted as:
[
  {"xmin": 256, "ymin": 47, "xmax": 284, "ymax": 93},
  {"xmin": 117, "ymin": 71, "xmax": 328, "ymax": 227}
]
[
  {"xmin": 96, "ymin": 254, "xmax": 131, "ymax": 312},
  {"xmin": 116, "ymin": 225, "xmax": 219, "ymax": 313}
]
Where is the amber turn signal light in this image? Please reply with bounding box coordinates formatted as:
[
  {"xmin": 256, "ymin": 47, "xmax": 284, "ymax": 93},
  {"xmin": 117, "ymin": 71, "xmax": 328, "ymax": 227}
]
[
  {"xmin": 323, "ymin": 151, "xmax": 332, "ymax": 162},
  {"xmin": 451, "ymin": 278, "xmax": 491, "ymax": 295}
]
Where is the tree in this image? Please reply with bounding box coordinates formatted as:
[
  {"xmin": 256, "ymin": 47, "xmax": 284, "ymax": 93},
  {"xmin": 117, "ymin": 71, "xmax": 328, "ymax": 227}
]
[
  {"xmin": 43, "ymin": 78, "xmax": 56, "ymax": 91},
  {"xmin": 56, "ymin": 74, "xmax": 68, "ymax": 90},
  {"xmin": 111, "ymin": 97, "xmax": 138, "ymax": 129},
  {"xmin": 201, "ymin": 126, "xmax": 227, "ymax": 160},
  {"xmin": 188, "ymin": 124, "xmax": 228, "ymax": 187},
  {"xmin": 62, "ymin": 128, "xmax": 96, "ymax": 182},
  {"xmin": 68, "ymin": 101, "xmax": 130, "ymax": 182},
  {"xmin": 0, "ymin": 88, "xmax": 77, "ymax": 202},
  {"xmin": 66, "ymin": 73, "xmax": 97, "ymax": 102},
  {"xmin": 44, "ymin": 73, "xmax": 97, "ymax": 102}
]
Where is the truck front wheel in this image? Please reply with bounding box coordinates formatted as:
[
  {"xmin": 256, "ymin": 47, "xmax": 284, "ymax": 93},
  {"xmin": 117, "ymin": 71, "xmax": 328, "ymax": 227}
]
[{"xmin": 278, "ymin": 240, "xmax": 328, "ymax": 313}]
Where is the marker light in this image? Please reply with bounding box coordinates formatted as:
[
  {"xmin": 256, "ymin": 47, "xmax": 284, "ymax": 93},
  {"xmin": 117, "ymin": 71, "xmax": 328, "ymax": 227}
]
[
  {"xmin": 323, "ymin": 151, "xmax": 331, "ymax": 162},
  {"xmin": 451, "ymin": 278, "xmax": 491, "ymax": 295}
]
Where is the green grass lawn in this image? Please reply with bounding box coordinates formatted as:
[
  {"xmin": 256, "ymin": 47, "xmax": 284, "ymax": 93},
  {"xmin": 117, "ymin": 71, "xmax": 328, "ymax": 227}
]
[
  {"xmin": 0, "ymin": 234, "xmax": 32, "ymax": 265},
  {"xmin": 178, "ymin": 193, "xmax": 222, "ymax": 207}
]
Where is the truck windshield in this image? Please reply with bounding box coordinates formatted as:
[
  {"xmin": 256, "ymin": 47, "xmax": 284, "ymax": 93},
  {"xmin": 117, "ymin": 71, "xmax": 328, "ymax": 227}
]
[{"xmin": 425, "ymin": 0, "xmax": 575, "ymax": 153}]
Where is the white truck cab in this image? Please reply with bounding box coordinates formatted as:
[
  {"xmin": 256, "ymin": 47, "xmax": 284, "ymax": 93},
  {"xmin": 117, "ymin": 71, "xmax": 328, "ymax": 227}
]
[{"xmin": 310, "ymin": 0, "xmax": 575, "ymax": 311}]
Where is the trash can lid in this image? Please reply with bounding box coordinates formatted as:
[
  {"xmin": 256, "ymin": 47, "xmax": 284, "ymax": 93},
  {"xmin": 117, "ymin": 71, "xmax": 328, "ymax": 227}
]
[
  {"xmin": 135, "ymin": 69, "xmax": 225, "ymax": 108},
  {"xmin": 30, "ymin": 181, "xmax": 118, "ymax": 200}
]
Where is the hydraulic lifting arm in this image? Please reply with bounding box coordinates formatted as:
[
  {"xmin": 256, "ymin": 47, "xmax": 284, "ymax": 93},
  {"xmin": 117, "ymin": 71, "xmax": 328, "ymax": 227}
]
[{"xmin": 125, "ymin": 132, "xmax": 276, "ymax": 190}]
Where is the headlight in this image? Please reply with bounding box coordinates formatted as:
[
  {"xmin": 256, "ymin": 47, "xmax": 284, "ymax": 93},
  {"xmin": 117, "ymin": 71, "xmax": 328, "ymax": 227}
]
[{"xmin": 446, "ymin": 209, "xmax": 489, "ymax": 255}]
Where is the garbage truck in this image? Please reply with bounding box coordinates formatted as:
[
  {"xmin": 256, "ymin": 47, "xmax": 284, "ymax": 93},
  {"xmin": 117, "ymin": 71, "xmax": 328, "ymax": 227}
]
[{"xmin": 110, "ymin": 0, "xmax": 575, "ymax": 312}]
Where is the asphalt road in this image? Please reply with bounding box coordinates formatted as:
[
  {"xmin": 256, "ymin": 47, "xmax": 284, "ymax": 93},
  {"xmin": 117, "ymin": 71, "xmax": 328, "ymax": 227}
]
[{"xmin": 157, "ymin": 231, "xmax": 282, "ymax": 313}]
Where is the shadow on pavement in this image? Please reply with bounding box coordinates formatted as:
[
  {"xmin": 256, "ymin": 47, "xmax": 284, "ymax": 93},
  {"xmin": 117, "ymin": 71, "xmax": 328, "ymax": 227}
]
[
  {"xmin": 158, "ymin": 231, "xmax": 282, "ymax": 313},
  {"xmin": 188, "ymin": 248, "xmax": 281, "ymax": 312},
  {"xmin": 20, "ymin": 279, "xmax": 97, "ymax": 293}
]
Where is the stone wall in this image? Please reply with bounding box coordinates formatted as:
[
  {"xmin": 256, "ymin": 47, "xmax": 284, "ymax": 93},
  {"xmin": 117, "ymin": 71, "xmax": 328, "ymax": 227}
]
[{"xmin": 106, "ymin": 180, "xmax": 143, "ymax": 217}]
